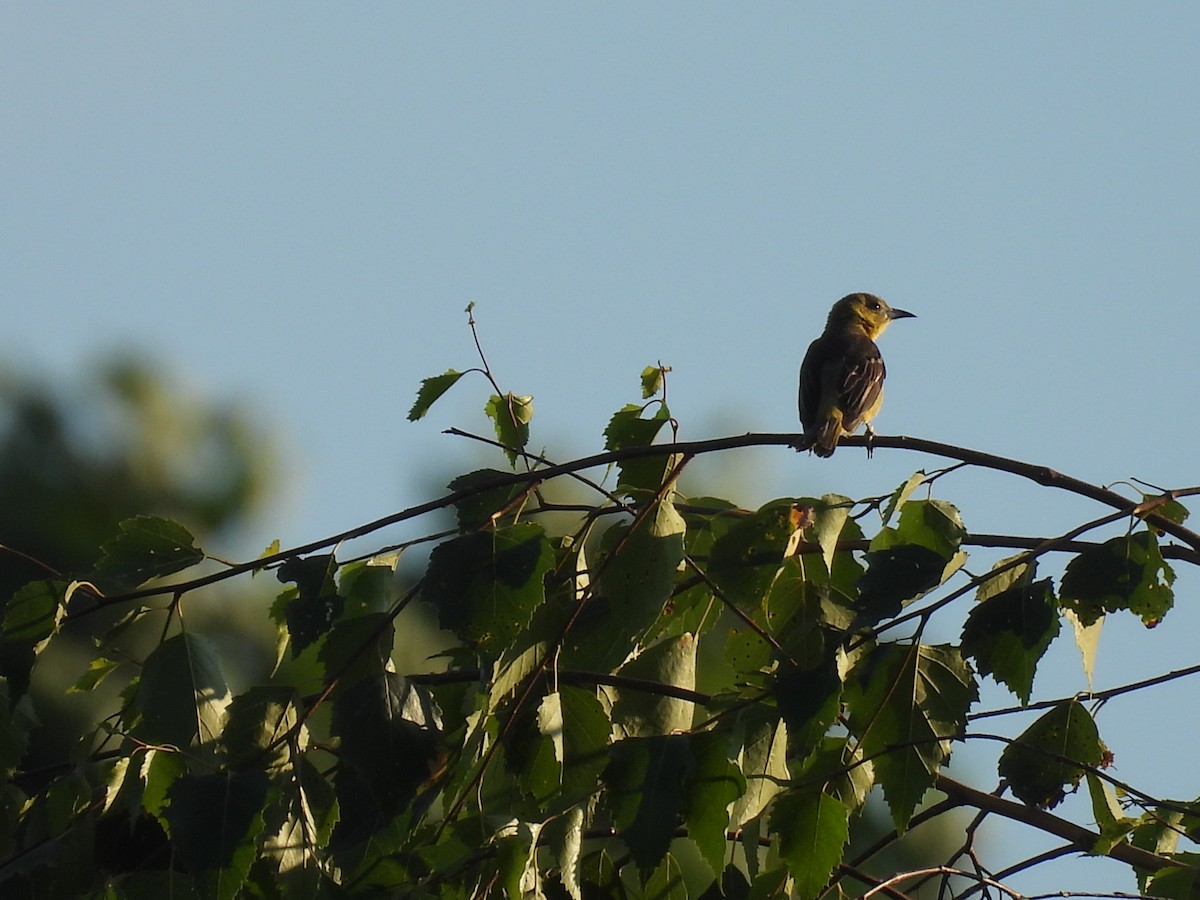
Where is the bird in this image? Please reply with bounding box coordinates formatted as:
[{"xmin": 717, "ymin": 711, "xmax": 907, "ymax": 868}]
[{"xmin": 798, "ymin": 292, "xmax": 915, "ymax": 457}]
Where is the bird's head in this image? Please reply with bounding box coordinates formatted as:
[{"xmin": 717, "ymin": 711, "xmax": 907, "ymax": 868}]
[{"xmin": 827, "ymin": 292, "xmax": 916, "ymax": 339}]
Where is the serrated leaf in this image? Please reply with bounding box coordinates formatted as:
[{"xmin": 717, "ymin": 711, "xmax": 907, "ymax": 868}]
[
  {"xmin": 1060, "ymin": 530, "xmax": 1175, "ymax": 627},
  {"xmin": 845, "ymin": 643, "xmax": 977, "ymax": 831},
  {"xmin": 640, "ymin": 365, "xmax": 667, "ymax": 399},
  {"xmin": 708, "ymin": 501, "xmax": 798, "ymax": 609},
  {"xmin": 423, "ymin": 523, "xmax": 554, "ymax": 657},
  {"xmin": 447, "ymin": 468, "xmax": 528, "ymax": 529},
  {"xmin": 999, "ymin": 700, "xmax": 1107, "ymax": 809},
  {"xmin": 730, "ymin": 712, "xmax": 788, "ymax": 830},
  {"xmin": 961, "ymin": 578, "xmax": 1059, "ymax": 704},
  {"xmin": 770, "ymin": 787, "xmax": 851, "ymax": 900},
  {"xmin": 854, "ymin": 544, "xmax": 951, "ymax": 626},
  {"xmin": 566, "ymin": 498, "xmax": 685, "ymax": 671},
  {"xmin": 603, "ymin": 734, "xmax": 693, "ymax": 877},
  {"xmin": 612, "ymin": 633, "xmax": 697, "ymax": 737},
  {"xmin": 1063, "ymin": 608, "xmax": 1103, "ymax": 690},
  {"xmin": 809, "ymin": 494, "xmax": 853, "ymax": 577},
  {"xmin": 1086, "ymin": 771, "xmax": 1134, "ymax": 855},
  {"xmin": 643, "ymin": 852, "xmax": 688, "ymax": 900},
  {"xmin": 67, "ymin": 656, "xmax": 122, "ymax": 694},
  {"xmin": 318, "ymin": 612, "xmax": 394, "ymax": 689},
  {"xmin": 277, "ymin": 554, "xmax": 345, "ymax": 657},
  {"xmin": 408, "ymin": 368, "xmax": 466, "ymax": 421},
  {"xmin": 880, "ymin": 471, "xmax": 926, "ymax": 526},
  {"xmin": 603, "ymin": 403, "xmax": 676, "ymax": 493},
  {"xmin": 485, "ymin": 392, "xmax": 534, "ymax": 466},
  {"xmin": 774, "ymin": 656, "xmax": 843, "ymax": 760},
  {"xmin": 1, "ymin": 580, "xmax": 65, "ymax": 648},
  {"xmin": 94, "ymin": 516, "xmax": 203, "ymax": 591},
  {"xmin": 221, "ymin": 685, "xmax": 303, "ymax": 770},
  {"xmin": 683, "ymin": 731, "xmax": 746, "ymax": 877}
]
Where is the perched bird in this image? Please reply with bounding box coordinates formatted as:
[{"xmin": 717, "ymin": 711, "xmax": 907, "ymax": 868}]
[{"xmin": 798, "ymin": 292, "xmax": 915, "ymax": 457}]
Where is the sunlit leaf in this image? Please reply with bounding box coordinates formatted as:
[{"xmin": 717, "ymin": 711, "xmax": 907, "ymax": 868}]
[
  {"xmin": 845, "ymin": 643, "xmax": 976, "ymax": 831},
  {"xmin": 612, "ymin": 632, "xmax": 697, "ymax": 737},
  {"xmin": 408, "ymin": 368, "xmax": 466, "ymax": 421},
  {"xmin": 485, "ymin": 392, "xmax": 534, "ymax": 466},
  {"xmin": 94, "ymin": 516, "xmax": 204, "ymax": 591},
  {"xmin": 770, "ymin": 786, "xmax": 850, "ymax": 900}
]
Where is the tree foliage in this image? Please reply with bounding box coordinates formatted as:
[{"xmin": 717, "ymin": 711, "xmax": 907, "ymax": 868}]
[{"xmin": 3, "ymin": 321, "xmax": 1200, "ymax": 898}]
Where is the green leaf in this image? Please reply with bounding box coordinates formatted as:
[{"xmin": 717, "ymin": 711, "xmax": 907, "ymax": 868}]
[
  {"xmin": 329, "ymin": 672, "xmax": 442, "ymax": 848},
  {"xmin": 1145, "ymin": 862, "xmax": 1200, "ymax": 900},
  {"xmin": 769, "ymin": 786, "xmax": 851, "ymax": 900},
  {"xmin": 603, "ymin": 734, "xmax": 693, "ymax": 877},
  {"xmin": 808, "ymin": 494, "xmax": 853, "ymax": 578},
  {"xmin": 1060, "ymin": 530, "xmax": 1175, "ymax": 627},
  {"xmin": 960, "ymin": 578, "xmax": 1059, "ymax": 704},
  {"xmin": 221, "ymin": 685, "xmax": 303, "ymax": 770},
  {"xmin": 276, "ymin": 554, "xmax": 344, "ymax": 656},
  {"xmin": 67, "ymin": 655, "xmax": 122, "ymax": 694},
  {"xmin": 998, "ymin": 699, "xmax": 1106, "ymax": 808},
  {"xmin": 894, "ymin": 498, "xmax": 966, "ymax": 560},
  {"xmin": 976, "ymin": 553, "xmax": 1038, "ymax": 603},
  {"xmin": 422, "ymin": 523, "xmax": 554, "ymax": 656},
  {"xmin": 612, "ymin": 633, "xmax": 697, "ymax": 737},
  {"xmin": 164, "ymin": 770, "xmax": 270, "ymax": 899},
  {"xmin": 408, "ymin": 368, "xmax": 466, "ymax": 421},
  {"xmin": 707, "ymin": 501, "xmax": 799, "ymax": 610},
  {"xmin": 0, "ymin": 580, "xmax": 68, "ymax": 696},
  {"xmin": 125, "ymin": 633, "xmax": 230, "ymax": 752},
  {"xmin": 566, "ymin": 497, "xmax": 685, "ymax": 672},
  {"xmin": 773, "ymin": 656, "xmax": 843, "ymax": 761},
  {"xmin": 447, "ymin": 468, "xmax": 528, "ymax": 529},
  {"xmin": 1, "ymin": 580, "xmax": 65, "ymax": 649},
  {"xmin": 318, "ymin": 612, "xmax": 394, "ymax": 689},
  {"xmin": 338, "ymin": 554, "xmax": 400, "ymax": 616},
  {"xmin": 1141, "ymin": 492, "xmax": 1189, "ymax": 525},
  {"xmin": 266, "ymin": 756, "xmax": 340, "ymax": 893},
  {"xmin": 640, "ymin": 365, "xmax": 667, "ymax": 399},
  {"xmin": 683, "ymin": 731, "xmax": 746, "ymax": 877},
  {"xmin": 1086, "ymin": 771, "xmax": 1134, "ymax": 854},
  {"xmin": 729, "ymin": 711, "xmax": 788, "ymax": 831},
  {"xmin": 603, "ymin": 403, "xmax": 676, "ymax": 494},
  {"xmin": 854, "ymin": 544, "xmax": 951, "ymax": 626},
  {"xmin": 94, "ymin": 516, "xmax": 204, "ymax": 591},
  {"xmin": 845, "ymin": 643, "xmax": 977, "ymax": 831},
  {"xmin": 643, "ymin": 852, "xmax": 688, "ymax": 900},
  {"xmin": 485, "ymin": 392, "xmax": 534, "ymax": 466},
  {"xmin": 880, "ymin": 471, "xmax": 926, "ymax": 526}
]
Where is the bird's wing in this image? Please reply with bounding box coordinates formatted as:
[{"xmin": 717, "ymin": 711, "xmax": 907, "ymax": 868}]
[
  {"xmin": 798, "ymin": 336, "xmax": 824, "ymax": 431},
  {"xmin": 836, "ymin": 335, "xmax": 886, "ymax": 431}
]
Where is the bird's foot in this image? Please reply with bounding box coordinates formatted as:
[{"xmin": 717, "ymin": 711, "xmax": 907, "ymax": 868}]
[{"xmin": 865, "ymin": 425, "xmax": 876, "ymax": 459}]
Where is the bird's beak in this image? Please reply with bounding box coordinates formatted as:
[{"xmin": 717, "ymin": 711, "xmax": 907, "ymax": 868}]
[{"xmin": 888, "ymin": 307, "xmax": 916, "ymax": 320}]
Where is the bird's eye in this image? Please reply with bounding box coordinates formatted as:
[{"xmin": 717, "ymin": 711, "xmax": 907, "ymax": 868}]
[{"xmin": 867, "ymin": 298, "xmax": 880, "ymax": 310}]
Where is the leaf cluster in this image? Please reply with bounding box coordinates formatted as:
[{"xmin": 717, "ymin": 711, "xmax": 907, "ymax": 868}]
[{"xmin": 0, "ymin": 334, "xmax": 1198, "ymax": 899}]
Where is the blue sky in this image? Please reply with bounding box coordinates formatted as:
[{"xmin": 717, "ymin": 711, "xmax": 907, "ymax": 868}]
[{"xmin": 4, "ymin": 5, "xmax": 1199, "ymax": 892}]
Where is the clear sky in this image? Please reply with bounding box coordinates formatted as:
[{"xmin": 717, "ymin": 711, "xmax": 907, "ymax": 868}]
[{"xmin": 4, "ymin": 5, "xmax": 1199, "ymax": 892}]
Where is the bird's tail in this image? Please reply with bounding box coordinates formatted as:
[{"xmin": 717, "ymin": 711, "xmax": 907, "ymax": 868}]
[{"xmin": 809, "ymin": 413, "xmax": 842, "ymax": 458}]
